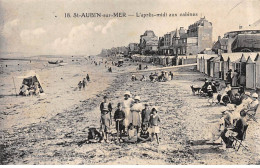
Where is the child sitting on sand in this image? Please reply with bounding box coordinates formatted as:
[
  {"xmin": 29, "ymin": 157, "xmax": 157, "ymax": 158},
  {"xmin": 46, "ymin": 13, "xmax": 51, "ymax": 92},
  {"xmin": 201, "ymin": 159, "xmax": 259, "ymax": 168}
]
[
  {"xmin": 149, "ymin": 107, "xmax": 160, "ymax": 144},
  {"xmin": 138, "ymin": 124, "xmax": 151, "ymax": 142},
  {"xmin": 124, "ymin": 123, "xmax": 138, "ymax": 143}
]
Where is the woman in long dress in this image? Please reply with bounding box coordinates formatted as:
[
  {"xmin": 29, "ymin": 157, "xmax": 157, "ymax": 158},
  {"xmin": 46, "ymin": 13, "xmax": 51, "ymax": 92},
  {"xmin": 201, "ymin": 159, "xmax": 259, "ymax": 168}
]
[
  {"xmin": 122, "ymin": 91, "xmax": 133, "ymax": 133},
  {"xmin": 130, "ymin": 96, "xmax": 143, "ymax": 136}
]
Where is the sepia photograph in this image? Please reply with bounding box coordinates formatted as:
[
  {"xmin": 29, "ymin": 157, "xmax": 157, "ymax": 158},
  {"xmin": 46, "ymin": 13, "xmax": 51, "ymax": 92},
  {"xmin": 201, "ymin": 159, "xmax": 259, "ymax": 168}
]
[{"xmin": 0, "ymin": 0, "xmax": 260, "ymax": 165}]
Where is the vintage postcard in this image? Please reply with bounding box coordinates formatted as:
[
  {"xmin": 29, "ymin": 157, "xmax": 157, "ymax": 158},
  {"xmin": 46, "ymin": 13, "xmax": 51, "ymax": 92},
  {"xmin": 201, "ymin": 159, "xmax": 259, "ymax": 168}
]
[{"xmin": 0, "ymin": 0, "xmax": 260, "ymax": 165}]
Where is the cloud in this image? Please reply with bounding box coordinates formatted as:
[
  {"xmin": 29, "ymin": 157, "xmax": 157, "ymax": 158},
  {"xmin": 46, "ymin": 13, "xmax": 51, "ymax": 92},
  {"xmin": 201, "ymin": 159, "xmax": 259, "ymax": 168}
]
[
  {"xmin": 102, "ymin": 19, "xmax": 118, "ymax": 34},
  {"xmin": 94, "ymin": 25, "xmax": 102, "ymax": 32},
  {"xmin": 3, "ymin": 19, "xmax": 20, "ymax": 37},
  {"xmin": 51, "ymin": 19, "xmax": 119, "ymax": 55},
  {"xmin": 20, "ymin": 28, "xmax": 46, "ymax": 46}
]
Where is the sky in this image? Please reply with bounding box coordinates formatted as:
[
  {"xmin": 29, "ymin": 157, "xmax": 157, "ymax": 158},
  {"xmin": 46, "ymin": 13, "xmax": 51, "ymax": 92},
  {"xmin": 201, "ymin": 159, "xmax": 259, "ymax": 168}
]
[{"xmin": 0, "ymin": 0, "xmax": 260, "ymax": 57}]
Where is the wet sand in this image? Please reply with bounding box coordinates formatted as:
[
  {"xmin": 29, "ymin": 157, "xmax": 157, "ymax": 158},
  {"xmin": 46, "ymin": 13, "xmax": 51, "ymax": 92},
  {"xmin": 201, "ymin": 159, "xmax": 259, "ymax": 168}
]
[{"xmin": 1, "ymin": 57, "xmax": 260, "ymax": 165}]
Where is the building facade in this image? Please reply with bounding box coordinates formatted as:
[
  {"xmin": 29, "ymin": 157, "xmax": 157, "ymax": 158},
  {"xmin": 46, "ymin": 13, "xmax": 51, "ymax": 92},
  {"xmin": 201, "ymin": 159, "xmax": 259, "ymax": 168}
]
[
  {"xmin": 128, "ymin": 43, "xmax": 139, "ymax": 54},
  {"xmin": 160, "ymin": 17, "xmax": 213, "ymax": 56},
  {"xmin": 212, "ymin": 29, "xmax": 260, "ymax": 54},
  {"xmin": 139, "ymin": 30, "xmax": 159, "ymax": 55}
]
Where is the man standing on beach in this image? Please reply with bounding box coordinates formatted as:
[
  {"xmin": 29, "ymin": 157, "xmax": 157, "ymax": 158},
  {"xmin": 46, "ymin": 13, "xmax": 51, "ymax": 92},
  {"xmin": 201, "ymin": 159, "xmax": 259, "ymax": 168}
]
[{"xmin": 100, "ymin": 96, "xmax": 113, "ymax": 142}]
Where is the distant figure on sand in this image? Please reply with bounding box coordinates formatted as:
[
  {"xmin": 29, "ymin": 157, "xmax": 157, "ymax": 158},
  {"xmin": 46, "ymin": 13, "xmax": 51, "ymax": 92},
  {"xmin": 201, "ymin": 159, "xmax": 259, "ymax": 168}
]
[
  {"xmin": 82, "ymin": 78, "xmax": 87, "ymax": 90},
  {"xmin": 140, "ymin": 75, "xmax": 146, "ymax": 81},
  {"xmin": 100, "ymin": 96, "xmax": 113, "ymax": 142},
  {"xmin": 131, "ymin": 75, "xmax": 137, "ymax": 81},
  {"xmin": 78, "ymin": 81, "xmax": 82, "ymax": 91},
  {"xmin": 169, "ymin": 71, "xmax": 174, "ymax": 80},
  {"xmin": 86, "ymin": 74, "xmax": 90, "ymax": 82}
]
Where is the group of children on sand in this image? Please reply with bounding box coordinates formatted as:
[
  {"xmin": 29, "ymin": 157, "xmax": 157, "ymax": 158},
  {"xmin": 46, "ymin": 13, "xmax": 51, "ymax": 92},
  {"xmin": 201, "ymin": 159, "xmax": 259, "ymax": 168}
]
[{"xmin": 99, "ymin": 92, "xmax": 161, "ymax": 144}]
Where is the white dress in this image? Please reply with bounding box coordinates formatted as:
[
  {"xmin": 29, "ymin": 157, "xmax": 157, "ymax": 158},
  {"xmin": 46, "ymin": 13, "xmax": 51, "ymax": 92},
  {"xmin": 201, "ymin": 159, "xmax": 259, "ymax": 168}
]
[
  {"xmin": 122, "ymin": 98, "xmax": 133, "ymax": 128},
  {"xmin": 130, "ymin": 103, "xmax": 143, "ymax": 127}
]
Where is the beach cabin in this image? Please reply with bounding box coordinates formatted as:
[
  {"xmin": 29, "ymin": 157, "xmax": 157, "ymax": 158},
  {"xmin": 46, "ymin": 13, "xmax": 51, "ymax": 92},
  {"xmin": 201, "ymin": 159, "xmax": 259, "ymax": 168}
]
[
  {"xmin": 154, "ymin": 56, "xmax": 160, "ymax": 65},
  {"xmin": 239, "ymin": 53, "xmax": 258, "ymax": 87},
  {"xmin": 167, "ymin": 56, "xmax": 172, "ymax": 65},
  {"xmin": 203, "ymin": 54, "xmax": 218, "ymax": 75},
  {"xmin": 246, "ymin": 56, "xmax": 256, "ymax": 89},
  {"xmin": 239, "ymin": 54, "xmax": 247, "ymax": 86},
  {"xmin": 220, "ymin": 54, "xmax": 229, "ymax": 80},
  {"xmin": 256, "ymin": 55, "xmax": 260, "ymax": 89},
  {"xmin": 160, "ymin": 56, "xmax": 167, "ymax": 66},
  {"xmin": 166, "ymin": 56, "xmax": 172, "ymax": 65},
  {"xmin": 145, "ymin": 56, "xmax": 150, "ymax": 63},
  {"xmin": 228, "ymin": 54, "xmax": 242, "ymax": 73},
  {"xmin": 220, "ymin": 53, "xmax": 241, "ymax": 80},
  {"xmin": 210, "ymin": 56, "xmax": 221, "ymax": 78}
]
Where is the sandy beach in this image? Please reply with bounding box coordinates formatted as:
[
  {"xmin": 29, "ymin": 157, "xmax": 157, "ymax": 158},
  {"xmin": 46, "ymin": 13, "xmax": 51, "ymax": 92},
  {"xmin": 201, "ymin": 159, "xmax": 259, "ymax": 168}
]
[
  {"xmin": 0, "ymin": 55, "xmax": 115, "ymax": 130},
  {"xmin": 1, "ymin": 56, "xmax": 260, "ymax": 165}
]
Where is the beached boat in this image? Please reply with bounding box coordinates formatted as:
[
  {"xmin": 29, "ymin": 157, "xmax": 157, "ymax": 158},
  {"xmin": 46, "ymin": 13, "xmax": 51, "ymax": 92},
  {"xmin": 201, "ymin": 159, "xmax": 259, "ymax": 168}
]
[
  {"xmin": 48, "ymin": 60, "xmax": 64, "ymax": 64},
  {"xmin": 48, "ymin": 61, "xmax": 59, "ymax": 64}
]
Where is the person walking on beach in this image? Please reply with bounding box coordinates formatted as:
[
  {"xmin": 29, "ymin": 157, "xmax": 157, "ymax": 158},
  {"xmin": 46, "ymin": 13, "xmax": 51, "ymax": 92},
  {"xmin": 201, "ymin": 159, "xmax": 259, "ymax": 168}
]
[
  {"xmin": 169, "ymin": 71, "xmax": 174, "ymax": 80},
  {"xmin": 82, "ymin": 78, "xmax": 87, "ymax": 90},
  {"xmin": 86, "ymin": 74, "xmax": 90, "ymax": 82},
  {"xmin": 114, "ymin": 103, "xmax": 125, "ymax": 141},
  {"xmin": 100, "ymin": 96, "xmax": 113, "ymax": 142},
  {"xmin": 130, "ymin": 96, "xmax": 143, "ymax": 137},
  {"xmin": 149, "ymin": 107, "xmax": 160, "ymax": 144},
  {"xmin": 122, "ymin": 91, "xmax": 133, "ymax": 134},
  {"xmin": 78, "ymin": 81, "xmax": 82, "ymax": 91}
]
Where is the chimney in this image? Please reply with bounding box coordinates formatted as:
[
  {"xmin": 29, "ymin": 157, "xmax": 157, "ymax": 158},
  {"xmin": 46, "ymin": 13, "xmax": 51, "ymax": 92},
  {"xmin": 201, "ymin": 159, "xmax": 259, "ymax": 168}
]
[
  {"xmin": 239, "ymin": 25, "xmax": 243, "ymax": 30},
  {"xmin": 218, "ymin": 36, "xmax": 221, "ymax": 41}
]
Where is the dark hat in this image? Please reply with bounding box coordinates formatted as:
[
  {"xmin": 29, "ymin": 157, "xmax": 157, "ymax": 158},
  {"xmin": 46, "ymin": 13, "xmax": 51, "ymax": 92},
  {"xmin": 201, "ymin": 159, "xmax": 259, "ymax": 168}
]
[
  {"xmin": 240, "ymin": 110, "xmax": 247, "ymax": 117},
  {"xmin": 103, "ymin": 95, "xmax": 108, "ymax": 99}
]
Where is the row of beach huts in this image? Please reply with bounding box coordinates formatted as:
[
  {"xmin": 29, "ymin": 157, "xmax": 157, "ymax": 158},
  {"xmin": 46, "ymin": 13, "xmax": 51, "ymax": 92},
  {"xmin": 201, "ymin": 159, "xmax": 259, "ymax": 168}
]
[
  {"xmin": 197, "ymin": 52, "xmax": 260, "ymax": 90},
  {"xmin": 130, "ymin": 53, "xmax": 260, "ymax": 90},
  {"xmin": 131, "ymin": 54, "xmax": 197, "ymax": 66}
]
